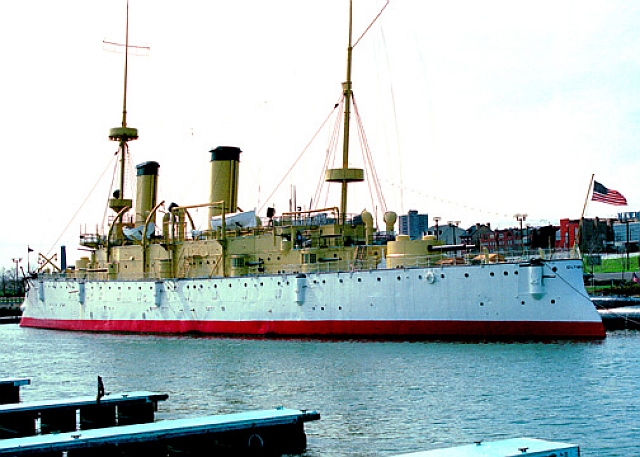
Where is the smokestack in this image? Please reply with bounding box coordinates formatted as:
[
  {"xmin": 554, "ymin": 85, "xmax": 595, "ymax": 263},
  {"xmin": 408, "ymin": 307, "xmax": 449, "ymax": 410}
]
[
  {"xmin": 135, "ymin": 161, "xmax": 160, "ymax": 226},
  {"xmin": 60, "ymin": 246, "xmax": 67, "ymax": 271},
  {"xmin": 209, "ymin": 146, "xmax": 242, "ymax": 218}
]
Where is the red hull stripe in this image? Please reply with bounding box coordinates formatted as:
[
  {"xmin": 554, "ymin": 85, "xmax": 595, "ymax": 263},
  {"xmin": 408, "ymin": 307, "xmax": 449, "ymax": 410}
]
[{"xmin": 20, "ymin": 317, "xmax": 606, "ymax": 339}]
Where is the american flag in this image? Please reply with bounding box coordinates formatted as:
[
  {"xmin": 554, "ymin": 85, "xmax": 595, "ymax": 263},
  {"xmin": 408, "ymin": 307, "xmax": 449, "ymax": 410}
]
[{"xmin": 591, "ymin": 181, "xmax": 627, "ymax": 206}]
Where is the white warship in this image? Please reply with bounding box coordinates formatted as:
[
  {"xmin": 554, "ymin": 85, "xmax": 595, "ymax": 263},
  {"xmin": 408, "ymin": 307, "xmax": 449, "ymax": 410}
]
[{"xmin": 20, "ymin": 2, "xmax": 605, "ymax": 339}]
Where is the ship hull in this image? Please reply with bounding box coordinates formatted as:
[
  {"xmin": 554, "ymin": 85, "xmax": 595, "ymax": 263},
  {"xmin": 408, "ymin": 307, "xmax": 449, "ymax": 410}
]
[{"xmin": 20, "ymin": 259, "xmax": 605, "ymax": 339}]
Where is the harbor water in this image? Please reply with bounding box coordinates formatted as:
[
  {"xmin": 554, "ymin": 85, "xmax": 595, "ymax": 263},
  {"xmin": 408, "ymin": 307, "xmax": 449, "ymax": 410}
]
[{"xmin": 1, "ymin": 324, "xmax": 638, "ymax": 456}]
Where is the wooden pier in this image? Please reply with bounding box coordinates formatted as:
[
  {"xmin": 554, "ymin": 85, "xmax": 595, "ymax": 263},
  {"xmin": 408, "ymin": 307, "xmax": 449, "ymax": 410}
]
[
  {"xmin": 0, "ymin": 407, "xmax": 320, "ymax": 456},
  {"xmin": 391, "ymin": 438, "xmax": 580, "ymax": 457}
]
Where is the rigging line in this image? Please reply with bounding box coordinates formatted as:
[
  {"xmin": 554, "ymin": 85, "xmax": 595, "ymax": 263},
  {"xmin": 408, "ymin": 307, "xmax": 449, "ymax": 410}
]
[
  {"xmin": 103, "ymin": 152, "xmax": 120, "ymax": 228},
  {"xmin": 258, "ymin": 95, "xmax": 342, "ymax": 215},
  {"xmin": 376, "ymin": 177, "xmax": 512, "ymax": 219},
  {"xmin": 126, "ymin": 147, "xmax": 136, "ymax": 198},
  {"xmin": 544, "ymin": 262, "xmax": 593, "ymax": 304},
  {"xmin": 353, "ymin": 0, "xmax": 390, "ymax": 48},
  {"xmin": 353, "ymin": 94, "xmax": 387, "ymax": 214},
  {"xmin": 377, "ymin": 23, "xmax": 404, "ymax": 213},
  {"xmin": 47, "ymin": 155, "xmax": 118, "ymax": 258},
  {"xmin": 353, "ymin": 101, "xmax": 378, "ymax": 216},
  {"xmin": 314, "ymin": 101, "xmax": 344, "ymax": 208},
  {"xmin": 322, "ymin": 109, "xmax": 342, "ymax": 209}
]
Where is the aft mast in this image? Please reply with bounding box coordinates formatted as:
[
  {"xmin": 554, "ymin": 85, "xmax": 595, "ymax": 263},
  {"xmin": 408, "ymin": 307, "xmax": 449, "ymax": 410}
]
[
  {"xmin": 325, "ymin": 0, "xmax": 364, "ymax": 224},
  {"xmin": 108, "ymin": 0, "xmax": 138, "ymax": 215}
]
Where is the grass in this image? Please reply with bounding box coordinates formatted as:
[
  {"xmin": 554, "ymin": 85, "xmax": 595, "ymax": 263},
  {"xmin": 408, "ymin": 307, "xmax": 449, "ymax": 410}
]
[{"xmin": 584, "ymin": 255, "xmax": 639, "ymax": 274}]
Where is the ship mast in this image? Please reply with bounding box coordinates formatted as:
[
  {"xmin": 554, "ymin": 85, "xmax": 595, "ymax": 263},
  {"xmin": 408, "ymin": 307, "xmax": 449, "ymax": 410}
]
[
  {"xmin": 108, "ymin": 0, "xmax": 138, "ymax": 214},
  {"xmin": 325, "ymin": 0, "xmax": 364, "ymax": 224}
]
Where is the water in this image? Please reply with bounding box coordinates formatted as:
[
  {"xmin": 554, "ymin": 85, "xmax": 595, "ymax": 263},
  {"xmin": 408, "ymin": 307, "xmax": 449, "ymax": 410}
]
[{"xmin": 1, "ymin": 325, "xmax": 639, "ymax": 456}]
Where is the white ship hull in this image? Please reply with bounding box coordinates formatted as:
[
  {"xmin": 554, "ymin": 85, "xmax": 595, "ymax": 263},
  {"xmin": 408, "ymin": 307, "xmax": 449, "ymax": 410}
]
[{"xmin": 21, "ymin": 259, "xmax": 605, "ymax": 339}]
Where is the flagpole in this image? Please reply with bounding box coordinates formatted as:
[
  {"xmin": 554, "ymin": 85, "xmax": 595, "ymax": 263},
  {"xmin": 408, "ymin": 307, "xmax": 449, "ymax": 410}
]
[
  {"xmin": 580, "ymin": 174, "xmax": 595, "ymax": 220},
  {"xmin": 576, "ymin": 174, "xmax": 595, "ymax": 251}
]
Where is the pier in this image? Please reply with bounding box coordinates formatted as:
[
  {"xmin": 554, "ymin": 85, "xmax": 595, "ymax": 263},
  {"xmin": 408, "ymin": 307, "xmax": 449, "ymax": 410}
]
[
  {"xmin": 0, "ymin": 377, "xmax": 319, "ymax": 456},
  {"xmin": 0, "ymin": 407, "xmax": 320, "ymax": 456},
  {"xmin": 0, "ymin": 391, "xmax": 167, "ymax": 438},
  {"xmin": 0, "ymin": 378, "xmax": 30, "ymax": 405},
  {"xmin": 0, "ymin": 298, "xmax": 22, "ymax": 324}
]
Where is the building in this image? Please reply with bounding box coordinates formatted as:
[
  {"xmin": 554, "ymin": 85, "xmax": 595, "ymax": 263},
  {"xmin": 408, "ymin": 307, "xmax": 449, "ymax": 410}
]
[
  {"xmin": 478, "ymin": 228, "xmax": 518, "ymax": 253},
  {"xmin": 399, "ymin": 210, "xmax": 429, "ymax": 240},
  {"xmin": 612, "ymin": 219, "xmax": 640, "ymax": 252},
  {"xmin": 460, "ymin": 223, "xmax": 492, "ymax": 247},
  {"xmin": 433, "ymin": 223, "xmax": 466, "ymax": 245},
  {"xmin": 558, "ymin": 218, "xmax": 613, "ymax": 253}
]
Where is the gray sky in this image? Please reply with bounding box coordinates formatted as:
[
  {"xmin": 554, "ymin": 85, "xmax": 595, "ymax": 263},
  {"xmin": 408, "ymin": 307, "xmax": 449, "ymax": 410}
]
[{"xmin": 2, "ymin": 0, "xmax": 639, "ymax": 268}]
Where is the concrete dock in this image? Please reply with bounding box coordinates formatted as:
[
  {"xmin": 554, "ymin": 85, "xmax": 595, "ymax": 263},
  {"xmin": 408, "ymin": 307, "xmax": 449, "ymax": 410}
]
[
  {"xmin": 0, "ymin": 407, "xmax": 320, "ymax": 456},
  {"xmin": 0, "ymin": 391, "xmax": 168, "ymax": 438},
  {"xmin": 391, "ymin": 438, "xmax": 580, "ymax": 457},
  {"xmin": 0, "ymin": 378, "xmax": 30, "ymax": 405}
]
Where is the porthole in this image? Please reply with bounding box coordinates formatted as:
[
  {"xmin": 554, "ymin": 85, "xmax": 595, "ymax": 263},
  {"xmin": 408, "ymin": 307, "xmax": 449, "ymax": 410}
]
[
  {"xmin": 490, "ymin": 272, "xmax": 495, "ymax": 277},
  {"xmin": 551, "ymin": 299, "xmax": 556, "ymax": 304},
  {"xmin": 503, "ymin": 271, "xmax": 509, "ymax": 276},
  {"xmin": 440, "ymin": 274, "xmax": 445, "ymax": 279},
  {"xmin": 464, "ymin": 273, "xmax": 469, "ymax": 278},
  {"xmin": 397, "ymin": 276, "xmax": 401, "ymax": 281},
  {"xmin": 377, "ymin": 278, "xmax": 381, "ymax": 282},
  {"xmin": 480, "ymin": 302, "xmax": 484, "ymax": 306},
  {"xmin": 358, "ymin": 278, "xmax": 362, "ymax": 282}
]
